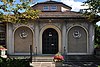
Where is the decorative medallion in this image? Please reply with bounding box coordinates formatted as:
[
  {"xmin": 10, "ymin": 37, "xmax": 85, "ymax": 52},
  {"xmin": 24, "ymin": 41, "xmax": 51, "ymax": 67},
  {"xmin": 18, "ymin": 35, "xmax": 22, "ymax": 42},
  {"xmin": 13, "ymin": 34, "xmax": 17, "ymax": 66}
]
[
  {"xmin": 73, "ymin": 30, "xmax": 81, "ymax": 38},
  {"xmin": 19, "ymin": 30, "xmax": 28, "ymax": 39}
]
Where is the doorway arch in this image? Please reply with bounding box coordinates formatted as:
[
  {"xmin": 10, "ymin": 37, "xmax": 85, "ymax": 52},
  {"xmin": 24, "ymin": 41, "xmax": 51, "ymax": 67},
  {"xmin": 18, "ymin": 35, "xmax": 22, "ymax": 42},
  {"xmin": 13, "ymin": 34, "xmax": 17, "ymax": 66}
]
[
  {"xmin": 42, "ymin": 28, "xmax": 58, "ymax": 54},
  {"xmin": 40, "ymin": 25, "xmax": 61, "ymax": 54}
]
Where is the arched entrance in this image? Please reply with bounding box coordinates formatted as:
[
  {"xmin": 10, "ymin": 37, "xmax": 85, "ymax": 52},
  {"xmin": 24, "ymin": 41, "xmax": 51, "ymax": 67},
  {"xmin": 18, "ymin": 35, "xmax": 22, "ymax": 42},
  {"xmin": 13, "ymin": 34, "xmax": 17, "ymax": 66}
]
[
  {"xmin": 68, "ymin": 26, "xmax": 88, "ymax": 53},
  {"xmin": 42, "ymin": 28, "xmax": 58, "ymax": 54},
  {"xmin": 14, "ymin": 26, "xmax": 33, "ymax": 53}
]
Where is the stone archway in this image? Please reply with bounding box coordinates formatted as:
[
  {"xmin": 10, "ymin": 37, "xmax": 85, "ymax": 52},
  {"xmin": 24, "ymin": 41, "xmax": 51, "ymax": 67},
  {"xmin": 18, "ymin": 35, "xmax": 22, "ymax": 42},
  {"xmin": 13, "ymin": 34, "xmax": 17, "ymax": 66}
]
[
  {"xmin": 68, "ymin": 26, "xmax": 88, "ymax": 53},
  {"xmin": 14, "ymin": 26, "xmax": 33, "ymax": 53},
  {"xmin": 40, "ymin": 25, "xmax": 61, "ymax": 54}
]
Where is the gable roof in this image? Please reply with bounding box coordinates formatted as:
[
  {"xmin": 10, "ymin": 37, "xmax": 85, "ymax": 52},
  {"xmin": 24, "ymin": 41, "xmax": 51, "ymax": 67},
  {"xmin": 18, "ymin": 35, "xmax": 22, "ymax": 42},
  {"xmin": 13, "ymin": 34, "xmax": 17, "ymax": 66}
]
[{"xmin": 32, "ymin": 1, "xmax": 72, "ymax": 9}]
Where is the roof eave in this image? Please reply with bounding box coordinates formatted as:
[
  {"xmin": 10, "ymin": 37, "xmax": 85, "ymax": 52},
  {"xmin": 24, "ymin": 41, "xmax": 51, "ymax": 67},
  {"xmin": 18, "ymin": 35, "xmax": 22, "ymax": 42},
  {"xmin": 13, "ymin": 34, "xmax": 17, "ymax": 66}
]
[{"xmin": 39, "ymin": 16, "xmax": 86, "ymax": 19}]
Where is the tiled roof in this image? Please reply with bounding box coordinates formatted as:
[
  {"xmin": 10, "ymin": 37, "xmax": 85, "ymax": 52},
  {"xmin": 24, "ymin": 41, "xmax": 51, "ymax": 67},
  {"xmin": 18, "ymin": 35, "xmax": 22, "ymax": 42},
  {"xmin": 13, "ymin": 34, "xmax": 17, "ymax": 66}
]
[
  {"xmin": 39, "ymin": 11, "xmax": 85, "ymax": 18},
  {"xmin": 32, "ymin": 1, "xmax": 72, "ymax": 9}
]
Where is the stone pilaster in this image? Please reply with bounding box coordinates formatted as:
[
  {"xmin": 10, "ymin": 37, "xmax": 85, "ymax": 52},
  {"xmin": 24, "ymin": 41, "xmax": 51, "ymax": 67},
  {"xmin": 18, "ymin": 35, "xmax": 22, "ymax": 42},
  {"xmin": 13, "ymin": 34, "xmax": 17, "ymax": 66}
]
[{"xmin": 34, "ymin": 22, "xmax": 39, "ymax": 55}]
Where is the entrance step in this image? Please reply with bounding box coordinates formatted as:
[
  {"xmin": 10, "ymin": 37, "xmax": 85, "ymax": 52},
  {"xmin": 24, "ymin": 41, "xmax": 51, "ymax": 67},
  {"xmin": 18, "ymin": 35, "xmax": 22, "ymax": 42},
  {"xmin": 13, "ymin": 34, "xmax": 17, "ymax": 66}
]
[
  {"xmin": 30, "ymin": 61, "xmax": 100, "ymax": 67},
  {"xmin": 32, "ymin": 56, "xmax": 54, "ymax": 62},
  {"xmin": 30, "ymin": 62, "xmax": 55, "ymax": 67},
  {"xmin": 9, "ymin": 55, "xmax": 54, "ymax": 62}
]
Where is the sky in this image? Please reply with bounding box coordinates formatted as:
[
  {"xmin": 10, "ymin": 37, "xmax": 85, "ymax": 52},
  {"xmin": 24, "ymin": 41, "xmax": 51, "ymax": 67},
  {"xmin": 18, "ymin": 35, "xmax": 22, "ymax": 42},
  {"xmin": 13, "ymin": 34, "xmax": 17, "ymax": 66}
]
[
  {"xmin": 36, "ymin": 0, "xmax": 100, "ymax": 26},
  {"xmin": 37, "ymin": 0, "xmax": 88, "ymax": 12},
  {"xmin": 37, "ymin": 0, "xmax": 86, "ymax": 11}
]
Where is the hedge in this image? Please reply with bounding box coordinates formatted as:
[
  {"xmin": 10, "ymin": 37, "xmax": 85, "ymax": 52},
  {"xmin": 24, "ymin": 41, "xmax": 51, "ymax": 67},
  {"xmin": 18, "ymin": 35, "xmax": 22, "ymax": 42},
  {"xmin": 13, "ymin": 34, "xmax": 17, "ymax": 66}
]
[{"xmin": 0, "ymin": 57, "xmax": 31, "ymax": 67}]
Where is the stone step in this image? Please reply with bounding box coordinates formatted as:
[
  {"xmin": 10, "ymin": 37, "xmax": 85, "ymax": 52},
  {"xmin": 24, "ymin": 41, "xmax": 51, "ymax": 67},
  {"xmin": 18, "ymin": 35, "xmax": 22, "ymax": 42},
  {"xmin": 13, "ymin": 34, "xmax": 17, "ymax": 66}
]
[
  {"xmin": 32, "ymin": 56, "xmax": 53, "ymax": 62},
  {"xmin": 9, "ymin": 55, "xmax": 54, "ymax": 62},
  {"xmin": 30, "ymin": 61, "xmax": 99, "ymax": 67},
  {"xmin": 30, "ymin": 62, "xmax": 55, "ymax": 67},
  {"xmin": 10, "ymin": 55, "xmax": 100, "ymax": 62}
]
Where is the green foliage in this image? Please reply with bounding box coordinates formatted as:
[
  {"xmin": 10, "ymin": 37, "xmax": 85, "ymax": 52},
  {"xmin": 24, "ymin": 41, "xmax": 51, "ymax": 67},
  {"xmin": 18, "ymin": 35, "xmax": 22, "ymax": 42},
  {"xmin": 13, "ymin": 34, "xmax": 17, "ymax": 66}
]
[
  {"xmin": 0, "ymin": 9, "xmax": 39, "ymax": 23},
  {"xmin": 84, "ymin": 0, "xmax": 100, "ymax": 14},
  {"xmin": 0, "ymin": 0, "xmax": 39, "ymax": 23},
  {"xmin": 83, "ymin": 12, "xmax": 100, "ymax": 23},
  {"xmin": 95, "ymin": 25, "xmax": 100, "ymax": 48},
  {"xmin": 83, "ymin": 0, "xmax": 100, "ymax": 23},
  {"xmin": 0, "ymin": 57, "xmax": 30, "ymax": 67}
]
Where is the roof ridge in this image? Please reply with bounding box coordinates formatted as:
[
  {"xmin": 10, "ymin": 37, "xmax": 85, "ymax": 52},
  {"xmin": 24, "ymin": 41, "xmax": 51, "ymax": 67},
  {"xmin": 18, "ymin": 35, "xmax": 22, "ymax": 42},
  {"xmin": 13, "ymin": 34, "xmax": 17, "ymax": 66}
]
[{"xmin": 32, "ymin": 0, "xmax": 72, "ymax": 9}]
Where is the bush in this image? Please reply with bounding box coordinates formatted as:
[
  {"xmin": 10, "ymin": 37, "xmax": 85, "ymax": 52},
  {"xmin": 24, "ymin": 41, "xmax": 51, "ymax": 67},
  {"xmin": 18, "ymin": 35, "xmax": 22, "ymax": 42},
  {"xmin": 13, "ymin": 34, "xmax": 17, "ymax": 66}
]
[{"xmin": 0, "ymin": 57, "xmax": 30, "ymax": 67}]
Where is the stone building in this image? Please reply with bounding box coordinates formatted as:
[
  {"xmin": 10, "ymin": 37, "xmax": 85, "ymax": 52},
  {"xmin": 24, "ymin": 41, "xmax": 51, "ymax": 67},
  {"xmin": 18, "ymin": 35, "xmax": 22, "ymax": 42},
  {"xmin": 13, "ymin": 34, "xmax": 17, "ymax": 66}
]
[{"xmin": 0, "ymin": 1, "xmax": 94, "ymax": 56}]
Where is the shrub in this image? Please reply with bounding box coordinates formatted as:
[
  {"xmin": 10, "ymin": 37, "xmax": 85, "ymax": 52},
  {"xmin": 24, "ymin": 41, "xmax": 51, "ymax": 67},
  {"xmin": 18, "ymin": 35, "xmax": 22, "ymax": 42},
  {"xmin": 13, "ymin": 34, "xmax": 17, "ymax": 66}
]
[{"xmin": 0, "ymin": 57, "xmax": 30, "ymax": 67}]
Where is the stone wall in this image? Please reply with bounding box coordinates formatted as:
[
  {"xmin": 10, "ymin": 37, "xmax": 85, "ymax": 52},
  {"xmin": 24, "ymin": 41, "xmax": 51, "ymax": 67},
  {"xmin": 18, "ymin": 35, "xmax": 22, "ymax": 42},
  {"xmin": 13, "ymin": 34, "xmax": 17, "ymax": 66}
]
[{"xmin": 6, "ymin": 19, "xmax": 94, "ymax": 55}]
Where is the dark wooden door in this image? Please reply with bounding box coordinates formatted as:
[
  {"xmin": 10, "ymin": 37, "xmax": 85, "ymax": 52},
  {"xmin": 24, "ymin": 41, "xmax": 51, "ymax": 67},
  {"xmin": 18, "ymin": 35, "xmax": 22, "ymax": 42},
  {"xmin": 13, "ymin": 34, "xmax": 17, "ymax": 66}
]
[{"xmin": 42, "ymin": 28, "xmax": 58, "ymax": 54}]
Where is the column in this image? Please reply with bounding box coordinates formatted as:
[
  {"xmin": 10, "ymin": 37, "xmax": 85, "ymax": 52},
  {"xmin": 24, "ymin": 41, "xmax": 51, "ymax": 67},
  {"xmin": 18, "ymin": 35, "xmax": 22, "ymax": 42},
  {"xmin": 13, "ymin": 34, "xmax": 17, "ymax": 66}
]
[
  {"xmin": 62, "ymin": 23, "xmax": 66, "ymax": 54},
  {"xmin": 34, "ymin": 23, "xmax": 39, "ymax": 55}
]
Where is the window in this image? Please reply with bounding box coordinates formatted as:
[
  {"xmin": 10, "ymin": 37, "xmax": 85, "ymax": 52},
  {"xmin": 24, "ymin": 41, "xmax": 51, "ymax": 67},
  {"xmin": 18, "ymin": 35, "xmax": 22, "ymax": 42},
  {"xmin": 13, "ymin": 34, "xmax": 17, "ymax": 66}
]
[
  {"xmin": 43, "ymin": 6, "xmax": 49, "ymax": 11},
  {"xmin": 0, "ymin": 32, "xmax": 5, "ymax": 45},
  {"xmin": 0, "ymin": 23, "xmax": 6, "ymax": 47},
  {"xmin": 50, "ymin": 6, "xmax": 57, "ymax": 10}
]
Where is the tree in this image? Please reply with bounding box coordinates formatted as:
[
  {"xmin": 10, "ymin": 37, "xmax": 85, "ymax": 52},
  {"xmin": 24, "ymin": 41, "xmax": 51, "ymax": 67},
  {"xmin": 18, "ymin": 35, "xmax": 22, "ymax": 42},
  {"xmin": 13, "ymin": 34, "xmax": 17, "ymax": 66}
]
[
  {"xmin": 0, "ymin": 0, "xmax": 39, "ymax": 23},
  {"xmin": 82, "ymin": 0, "xmax": 100, "ymax": 49},
  {"xmin": 84, "ymin": 0, "xmax": 100, "ymax": 14},
  {"xmin": 83, "ymin": 0, "xmax": 100, "ymax": 23},
  {"xmin": 95, "ymin": 25, "xmax": 100, "ymax": 48}
]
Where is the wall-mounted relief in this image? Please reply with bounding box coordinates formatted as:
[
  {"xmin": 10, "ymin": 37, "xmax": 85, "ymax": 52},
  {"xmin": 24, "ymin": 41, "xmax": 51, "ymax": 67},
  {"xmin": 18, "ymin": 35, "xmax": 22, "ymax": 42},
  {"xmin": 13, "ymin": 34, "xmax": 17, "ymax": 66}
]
[
  {"xmin": 73, "ymin": 30, "xmax": 81, "ymax": 39},
  {"xmin": 54, "ymin": 23, "xmax": 62, "ymax": 29},
  {"xmin": 81, "ymin": 22, "xmax": 89, "ymax": 30},
  {"xmin": 40, "ymin": 22, "xmax": 61, "ymax": 30},
  {"xmin": 13, "ymin": 23, "xmax": 34, "ymax": 32},
  {"xmin": 66, "ymin": 23, "xmax": 74, "ymax": 30},
  {"xmin": 19, "ymin": 30, "xmax": 28, "ymax": 39},
  {"xmin": 13, "ymin": 23, "xmax": 21, "ymax": 30}
]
